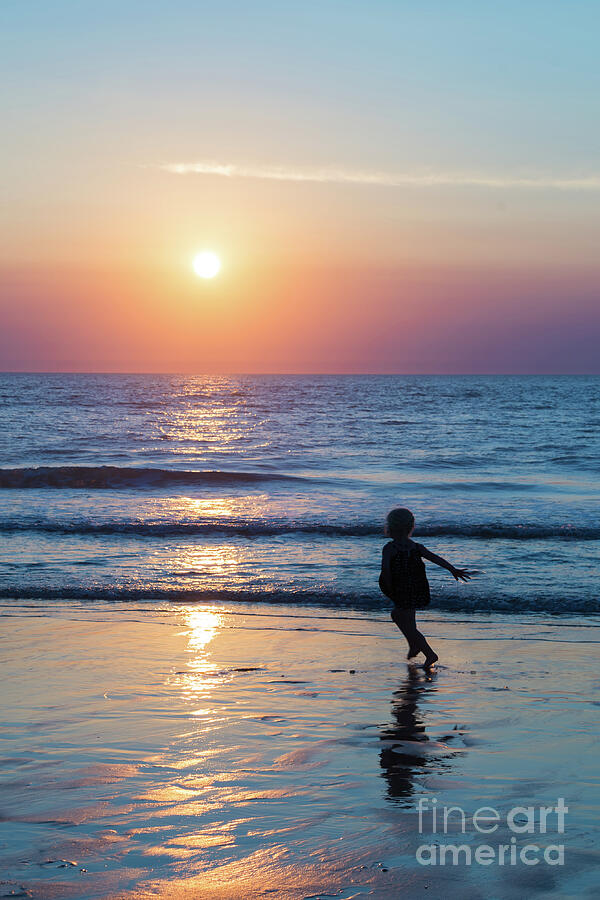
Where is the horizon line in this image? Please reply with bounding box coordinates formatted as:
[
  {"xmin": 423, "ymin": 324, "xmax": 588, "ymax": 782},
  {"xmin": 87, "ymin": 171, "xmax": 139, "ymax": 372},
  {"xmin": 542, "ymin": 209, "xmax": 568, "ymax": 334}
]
[{"xmin": 1, "ymin": 371, "xmax": 598, "ymax": 377}]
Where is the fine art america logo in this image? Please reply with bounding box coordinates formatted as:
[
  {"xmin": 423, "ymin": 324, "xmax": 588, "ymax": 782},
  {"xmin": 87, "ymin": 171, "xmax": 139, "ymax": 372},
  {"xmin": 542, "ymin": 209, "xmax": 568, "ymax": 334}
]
[{"xmin": 416, "ymin": 798, "xmax": 568, "ymax": 866}]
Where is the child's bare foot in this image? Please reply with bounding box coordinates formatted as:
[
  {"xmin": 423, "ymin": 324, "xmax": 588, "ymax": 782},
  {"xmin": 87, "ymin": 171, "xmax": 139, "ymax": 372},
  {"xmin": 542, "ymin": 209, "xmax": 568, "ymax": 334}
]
[
  {"xmin": 423, "ymin": 653, "xmax": 439, "ymax": 669},
  {"xmin": 407, "ymin": 646, "xmax": 420, "ymax": 659}
]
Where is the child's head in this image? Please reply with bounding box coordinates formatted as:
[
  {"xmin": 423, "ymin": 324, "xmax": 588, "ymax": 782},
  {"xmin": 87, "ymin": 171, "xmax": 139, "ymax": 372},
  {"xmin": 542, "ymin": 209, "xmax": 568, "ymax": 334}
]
[{"xmin": 385, "ymin": 507, "xmax": 415, "ymax": 539}]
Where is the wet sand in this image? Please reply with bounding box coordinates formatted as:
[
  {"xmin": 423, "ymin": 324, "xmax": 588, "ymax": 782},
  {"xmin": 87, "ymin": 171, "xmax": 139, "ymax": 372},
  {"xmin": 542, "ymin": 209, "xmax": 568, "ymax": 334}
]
[{"xmin": 1, "ymin": 601, "xmax": 598, "ymax": 899}]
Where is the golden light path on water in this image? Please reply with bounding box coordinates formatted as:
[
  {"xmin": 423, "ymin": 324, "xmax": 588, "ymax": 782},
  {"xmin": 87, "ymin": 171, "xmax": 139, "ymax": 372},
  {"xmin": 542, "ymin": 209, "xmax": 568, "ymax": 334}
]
[
  {"xmin": 163, "ymin": 383, "xmax": 255, "ymax": 454},
  {"xmin": 175, "ymin": 607, "xmax": 225, "ymax": 712},
  {"xmin": 184, "ymin": 607, "xmax": 222, "ymax": 654}
]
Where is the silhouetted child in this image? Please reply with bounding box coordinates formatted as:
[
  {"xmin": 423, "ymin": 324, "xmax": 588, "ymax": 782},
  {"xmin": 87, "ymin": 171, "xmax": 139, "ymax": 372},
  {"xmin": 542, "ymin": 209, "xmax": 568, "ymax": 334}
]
[{"xmin": 379, "ymin": 507, "xmax": 473, "ymax": 668}]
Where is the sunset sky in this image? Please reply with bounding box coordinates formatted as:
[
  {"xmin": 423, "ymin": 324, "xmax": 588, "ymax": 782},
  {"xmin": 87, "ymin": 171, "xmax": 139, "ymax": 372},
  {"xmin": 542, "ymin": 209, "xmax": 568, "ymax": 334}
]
[{"xmin": 2, "ymin": 1, "xmax": 599, "ymax": 373}]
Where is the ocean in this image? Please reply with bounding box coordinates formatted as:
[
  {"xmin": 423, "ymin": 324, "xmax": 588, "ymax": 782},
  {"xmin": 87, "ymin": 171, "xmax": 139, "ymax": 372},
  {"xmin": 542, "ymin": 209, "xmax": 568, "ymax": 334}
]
[{"xmin": 1, "ymin": 373, "xmax": 599, "ymax": 615}]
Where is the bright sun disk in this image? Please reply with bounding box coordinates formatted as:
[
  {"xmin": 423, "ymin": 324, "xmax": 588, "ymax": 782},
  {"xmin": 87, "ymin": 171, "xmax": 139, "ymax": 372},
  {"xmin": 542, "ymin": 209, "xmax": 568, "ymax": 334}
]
[{"xmin": 193, "ymin": 251, "xmax": 221, "ymax": 279}]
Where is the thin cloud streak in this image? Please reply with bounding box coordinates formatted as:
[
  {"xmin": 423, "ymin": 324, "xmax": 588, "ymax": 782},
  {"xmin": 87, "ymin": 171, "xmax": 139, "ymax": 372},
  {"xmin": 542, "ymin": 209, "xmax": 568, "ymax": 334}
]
[{"xmin": 160, "ymin": 160, "xmax": 600, "ymax": 191}]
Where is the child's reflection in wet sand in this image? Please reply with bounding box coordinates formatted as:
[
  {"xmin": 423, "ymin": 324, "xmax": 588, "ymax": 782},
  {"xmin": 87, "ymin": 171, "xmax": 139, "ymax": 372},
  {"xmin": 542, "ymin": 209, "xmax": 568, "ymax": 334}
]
[{"xmin": 379, "ymin": 666, "xmax": 441, "ymax": 802}]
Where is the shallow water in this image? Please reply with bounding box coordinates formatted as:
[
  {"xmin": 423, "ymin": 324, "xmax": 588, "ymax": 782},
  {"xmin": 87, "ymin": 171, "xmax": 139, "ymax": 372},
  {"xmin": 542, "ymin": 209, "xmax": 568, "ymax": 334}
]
[
  {"xmin": 1, "ymin": 601, "xmax": 598, "ymax": 899},
  {"xmin": 1, "ymin": 374, "xmax": 599, "ymax": 613}
]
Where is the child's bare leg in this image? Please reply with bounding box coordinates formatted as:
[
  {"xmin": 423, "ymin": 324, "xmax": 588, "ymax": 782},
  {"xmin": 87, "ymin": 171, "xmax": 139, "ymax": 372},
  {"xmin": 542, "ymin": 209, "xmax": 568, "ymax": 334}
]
[
  {"xmin": 391, "ymin": 608, "xmax": 418, "ymax": 656},
  {"xmin": 391, "ymin": 609, "xmax": 438, "ymax": 666}
]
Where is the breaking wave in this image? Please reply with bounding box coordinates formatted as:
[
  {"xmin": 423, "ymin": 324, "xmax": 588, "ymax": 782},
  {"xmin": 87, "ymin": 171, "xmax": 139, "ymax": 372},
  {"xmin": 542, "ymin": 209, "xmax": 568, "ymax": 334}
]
[{"xmin": 0, "ymin": 585, "xmax": 597, "ymax": 615}]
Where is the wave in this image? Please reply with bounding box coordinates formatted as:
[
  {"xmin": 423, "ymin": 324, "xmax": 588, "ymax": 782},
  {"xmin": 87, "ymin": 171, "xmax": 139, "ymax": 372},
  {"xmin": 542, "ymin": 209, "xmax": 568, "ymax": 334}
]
[
  {"xmin": 0, "ymin": 519, "xmax": 598, "ymax": 540},
  {"xmin": 0, "ymin": 586, "xmax": 597, "ymax": 615},
  {"xmin": 1, "ymin": 466, "xmax": 591, "ymax": 496},
  {"xmin": 0, "ymin": 466, "xmax": 308, "ymax": 490}
]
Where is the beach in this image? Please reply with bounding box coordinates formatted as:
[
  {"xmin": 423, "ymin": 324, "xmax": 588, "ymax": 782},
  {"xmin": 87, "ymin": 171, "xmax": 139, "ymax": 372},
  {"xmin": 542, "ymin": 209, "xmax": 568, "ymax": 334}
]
[{"xmin": 1, "ymin": 599, "xmax": 598, "ymax": 899}]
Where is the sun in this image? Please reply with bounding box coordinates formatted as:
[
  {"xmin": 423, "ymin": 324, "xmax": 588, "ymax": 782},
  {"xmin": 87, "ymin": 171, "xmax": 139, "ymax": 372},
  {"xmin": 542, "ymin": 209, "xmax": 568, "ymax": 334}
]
[{"xmin": 193, "ymin": 250, "xmax": 221, "ymax": 279}]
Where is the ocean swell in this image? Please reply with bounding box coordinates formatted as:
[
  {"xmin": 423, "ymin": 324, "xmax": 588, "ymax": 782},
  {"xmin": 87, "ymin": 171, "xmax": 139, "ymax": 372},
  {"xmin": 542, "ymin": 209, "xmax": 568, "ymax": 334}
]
[
  {"xmin": 0, "ymin": 518, "xmax": 597, "ymax": 540},
  {"xmin": 0, "ymin": 466, "xmax": 307, "ymax": 490}
]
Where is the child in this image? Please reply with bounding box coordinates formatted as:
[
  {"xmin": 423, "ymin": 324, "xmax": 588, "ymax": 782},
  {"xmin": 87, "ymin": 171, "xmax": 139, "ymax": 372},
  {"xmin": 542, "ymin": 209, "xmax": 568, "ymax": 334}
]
[{"xmin": 379, "ymin": 507, "xmax": 473, "ymax": 668}]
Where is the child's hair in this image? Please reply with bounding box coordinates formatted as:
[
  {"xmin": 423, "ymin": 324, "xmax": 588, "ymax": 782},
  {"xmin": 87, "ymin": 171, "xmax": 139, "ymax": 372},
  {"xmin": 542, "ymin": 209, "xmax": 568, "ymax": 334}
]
[{"xmin": 385, "ymin": 507, "xmax": 415, "ymax": 539}]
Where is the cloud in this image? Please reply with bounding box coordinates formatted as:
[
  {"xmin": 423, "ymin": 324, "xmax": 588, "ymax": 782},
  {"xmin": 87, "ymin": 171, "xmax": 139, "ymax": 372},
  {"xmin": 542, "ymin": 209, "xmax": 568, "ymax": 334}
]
[{"xmin": 159, "ymin": 160, "xmax": 600, "ymax": 190}]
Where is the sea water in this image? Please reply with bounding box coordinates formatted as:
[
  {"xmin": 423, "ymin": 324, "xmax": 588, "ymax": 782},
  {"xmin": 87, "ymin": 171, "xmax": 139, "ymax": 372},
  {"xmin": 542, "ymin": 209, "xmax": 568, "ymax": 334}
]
[{"xmin": 1, "ymin": 374, "xmax": 598, "ymax": 615}]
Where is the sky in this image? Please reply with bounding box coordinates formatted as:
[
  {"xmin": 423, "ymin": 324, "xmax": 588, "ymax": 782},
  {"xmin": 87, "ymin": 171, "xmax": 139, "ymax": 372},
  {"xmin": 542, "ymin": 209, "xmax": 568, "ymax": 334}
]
[{"xmin": 2, "ymin": 0, "xmax": 599, "ymax": 373}]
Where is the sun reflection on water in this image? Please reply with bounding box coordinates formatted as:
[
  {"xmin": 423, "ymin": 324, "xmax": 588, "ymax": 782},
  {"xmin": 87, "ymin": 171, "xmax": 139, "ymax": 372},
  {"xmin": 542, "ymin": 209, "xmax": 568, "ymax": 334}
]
[
  {"xmin": 176, "ymin": 495, "xmax": 269, "ymax": 519},
  {"xmin": 185, "ymin": 607, "xmax": 222, "ymax": 653},
  {"xmin": 173, "ymin": 542, "xmax": 243, "ymax": 579},
  {"xmin": 168, "ymin": 606, "xmax": 225, "ymax": 706}
]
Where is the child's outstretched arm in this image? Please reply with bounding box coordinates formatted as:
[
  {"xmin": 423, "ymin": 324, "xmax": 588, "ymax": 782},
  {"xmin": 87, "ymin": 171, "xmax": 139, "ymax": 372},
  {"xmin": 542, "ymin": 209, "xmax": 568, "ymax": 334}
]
[{"xmin": 418, "ymin": 544, "xmax": 474, "ymax": 582}]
